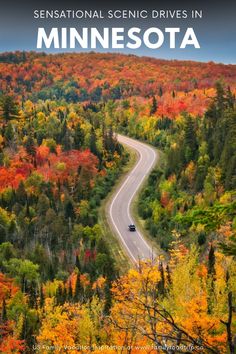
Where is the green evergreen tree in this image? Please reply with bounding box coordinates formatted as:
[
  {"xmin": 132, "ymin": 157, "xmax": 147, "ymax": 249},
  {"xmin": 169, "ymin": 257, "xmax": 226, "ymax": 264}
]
[
  {"xmin": 103, "ymin": 279, "xmax": 112, "ymax": 315},
  {"xmin": 158, "ymin": 86, "xmax": 163, "ymax": 97},
  {"xmin": 75, "ymin": 255, "xmax": 81, "ymax": 271},
  {"xmin": 208, "ymin": 244, "xmax": 216, "ymax": 277},
  {"xmin": 220, "ymin": 110, "xmax": 236, "ymax": 189},
  {"xmin": 39, "ymin": 284, "xmax": 44, "ymax": 308},
  {"xmin": 1, "ymin": 298, "xmax": 7, "ymax": 322},
  {"xmin": 183, "ymin": 115, "xmax": 198, "ymax": 163},
  {"xmin": 89, "ymin": 127, "xmax": 98, "ymax": 156},
  {"xmin": 207, "ymin": 244, "xmax": 216, "ymax": 314},
  {"xmin": 215, "ymin": 81, "xmax": 226, "ymax": 114},
  {"xmin": 150, "ymin": 96, "xmax": 158, "ymax": 115},
  {"xmin": 65, "ymin": 200, "xmax": 75, "ymax": 220},
  {"xmin": 226, "ymin": 86, "xmax": 235, "ymax": 109},
  {"xmin": 219, "ymin": 234, "xmax": 236, "ymax": 257},
  {"xmin": 24, "ymin": 134, "xmax": 36, "ymax": 166},
  {"xmin": 4, "ymin": 122, "xmax": 14, "ymax": 142},
  {"xmin": 166, "ymin": 265, "xmax": 172, "ymax": 285},
  {"xmin": 0, "ymin": 95, "xmax": 19, "ymax": 122},
  {"xmin": 28, "ymin": 281, "xmax": 38, "ymax": 309},
  {"xmin": 16, "ymin": 181, "xmax": 27, "ymax": 205},
  {"xmin": 55, "ymin": 284, "xmax": 64, "ymax": 305},
  {"xmin": 74, "ymin": 273, "xmax": 83, "ymax": 303},
  {"xmin": 67, "ymin": 281, "xmax": 73, "ymax": 302},
  {"xmin": 84, "ymin": 281, "xmax": 93, "ymax": 301},
  {"xmin": 74, "ymin": 122, "xmax": 85, "ymax": 149}
]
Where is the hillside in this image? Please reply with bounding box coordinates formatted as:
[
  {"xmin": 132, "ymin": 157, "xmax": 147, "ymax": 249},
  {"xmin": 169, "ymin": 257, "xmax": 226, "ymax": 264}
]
[{"xmin": 1, "ymin": 51, "xmax": 236, "ymax": 100}]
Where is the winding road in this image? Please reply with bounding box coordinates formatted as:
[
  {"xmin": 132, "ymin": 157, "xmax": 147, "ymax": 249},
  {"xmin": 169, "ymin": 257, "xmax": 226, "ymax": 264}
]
[{"xmin": 108, "ymin": 134, "xmax": 159, "ymax": 263}]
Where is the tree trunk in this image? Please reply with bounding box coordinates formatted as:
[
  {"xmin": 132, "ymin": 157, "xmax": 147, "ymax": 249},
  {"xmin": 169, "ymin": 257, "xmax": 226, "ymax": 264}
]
[{"xmin": 221, "ymin": 291, "xmax": 235, "ymax": 354}]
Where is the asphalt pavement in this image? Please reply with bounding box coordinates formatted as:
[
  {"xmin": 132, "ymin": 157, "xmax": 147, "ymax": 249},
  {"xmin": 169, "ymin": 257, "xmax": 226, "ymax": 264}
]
[{"xmin": 108, "ymin": 134, "xmax": 159, "ymax": 263}]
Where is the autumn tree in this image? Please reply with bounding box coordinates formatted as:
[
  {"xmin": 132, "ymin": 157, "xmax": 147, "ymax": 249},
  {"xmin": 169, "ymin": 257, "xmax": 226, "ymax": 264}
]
[{"xmin": 111, "ymin": 258, "xmax": 222, "ymax": 353}]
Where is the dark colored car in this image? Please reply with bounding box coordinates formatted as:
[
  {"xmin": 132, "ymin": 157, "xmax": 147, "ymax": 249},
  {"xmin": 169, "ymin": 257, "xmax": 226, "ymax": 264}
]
[{"xmin": 129, "ymin": 224, "xmax": 136, "ymax": 231}]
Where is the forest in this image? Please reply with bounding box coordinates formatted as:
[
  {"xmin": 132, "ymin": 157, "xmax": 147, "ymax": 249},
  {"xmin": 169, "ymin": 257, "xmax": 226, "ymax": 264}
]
[{"xmin": 0, "ymin": 52, "xmax": 236, "ymax": 353}]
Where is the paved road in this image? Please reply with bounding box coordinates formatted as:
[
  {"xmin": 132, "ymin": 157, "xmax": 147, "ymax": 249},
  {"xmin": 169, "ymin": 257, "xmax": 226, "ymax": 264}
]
[{"xmin": 108, "ymin": 134, "xmax": 159, "ymax": 263}]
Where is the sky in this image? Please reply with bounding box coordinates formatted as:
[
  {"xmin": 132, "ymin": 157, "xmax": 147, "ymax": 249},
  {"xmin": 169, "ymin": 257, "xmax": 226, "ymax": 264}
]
[{"xmin": 0, "ymin": 0, "xmax": 235, "ymax": 63}]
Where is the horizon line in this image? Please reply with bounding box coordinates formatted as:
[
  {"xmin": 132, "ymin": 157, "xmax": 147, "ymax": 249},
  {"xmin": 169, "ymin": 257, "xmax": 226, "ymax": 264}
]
[{"xmin": 0, "ymin": 50, "xmax": 235, "ymax": 66}]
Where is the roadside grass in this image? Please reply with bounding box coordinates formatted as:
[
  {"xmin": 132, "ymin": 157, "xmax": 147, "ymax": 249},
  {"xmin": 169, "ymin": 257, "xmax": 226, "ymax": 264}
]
[
  {"xmin": 98, "ymin": 146, "xmax": 138, "ymax": 274},
  {"xmin": 131, "ymin": 148, "xmax": 168, "ymax": 261}
]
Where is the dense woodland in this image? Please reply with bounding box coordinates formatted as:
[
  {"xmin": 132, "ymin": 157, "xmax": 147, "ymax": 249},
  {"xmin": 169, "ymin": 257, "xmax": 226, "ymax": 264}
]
[{"xmin": 0, "ymin": 52, "xmax": 236, "ymax": 353}]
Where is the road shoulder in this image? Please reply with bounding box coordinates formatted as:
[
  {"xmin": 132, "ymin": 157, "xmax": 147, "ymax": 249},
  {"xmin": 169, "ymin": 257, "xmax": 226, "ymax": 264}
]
[{"xmin": 98, "ymin": 146, "xmax": 138, "ymax": 273}]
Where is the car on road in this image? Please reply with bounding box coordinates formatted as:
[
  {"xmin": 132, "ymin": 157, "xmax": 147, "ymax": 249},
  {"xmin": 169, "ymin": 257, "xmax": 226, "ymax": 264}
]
[{"xmin": 128, "ymin": 224, "xmax": 136, "ymax": 231}]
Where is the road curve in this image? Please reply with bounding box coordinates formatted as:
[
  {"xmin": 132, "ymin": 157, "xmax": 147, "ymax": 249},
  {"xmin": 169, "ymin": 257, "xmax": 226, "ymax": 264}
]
[{"xmin": 108, "ymin": 134, "xmax": 158, "ymax": 263}]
